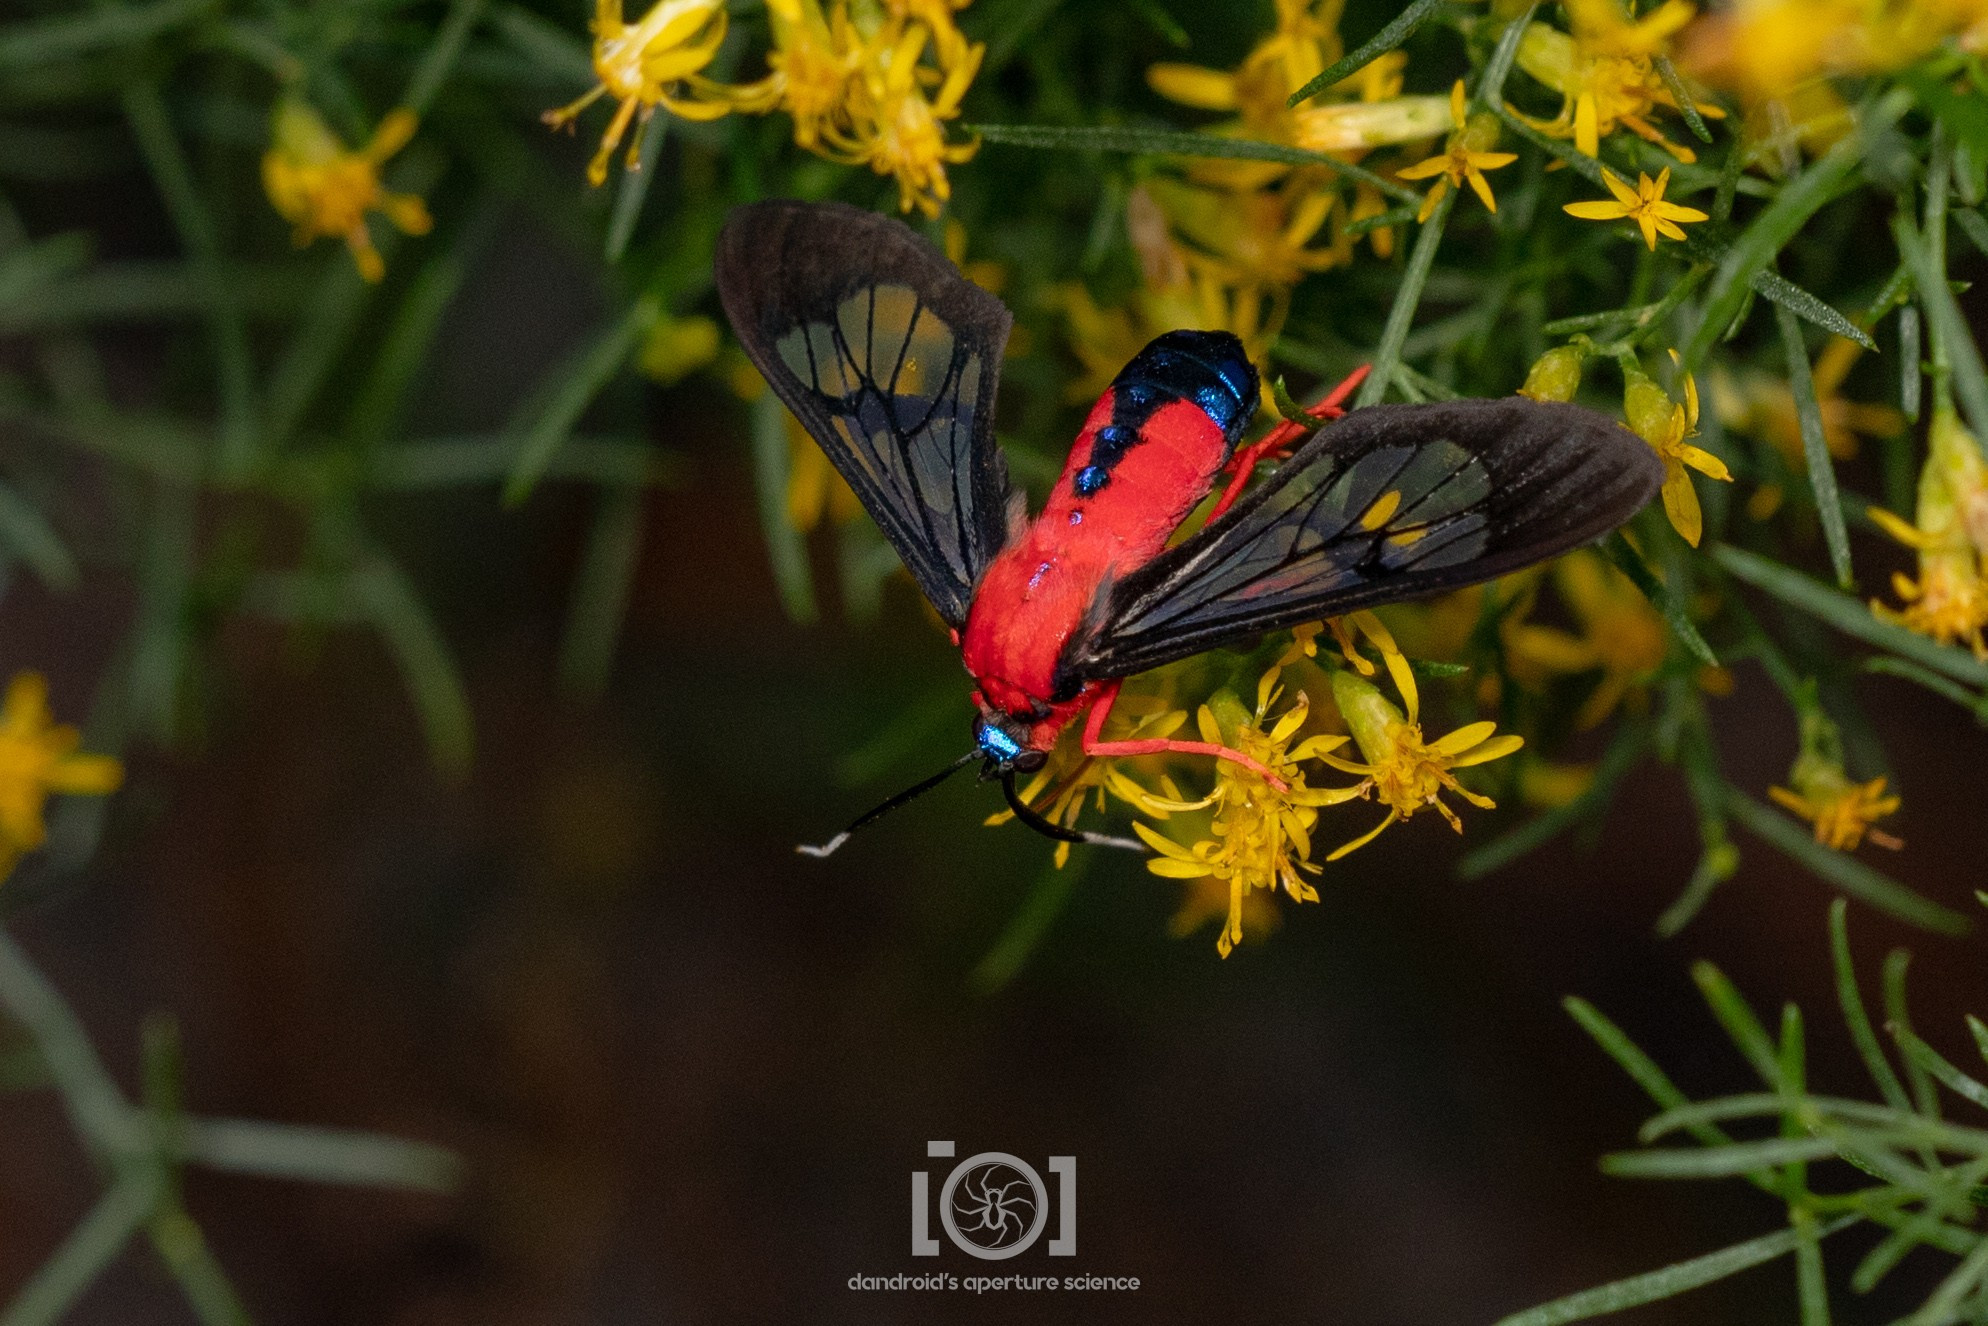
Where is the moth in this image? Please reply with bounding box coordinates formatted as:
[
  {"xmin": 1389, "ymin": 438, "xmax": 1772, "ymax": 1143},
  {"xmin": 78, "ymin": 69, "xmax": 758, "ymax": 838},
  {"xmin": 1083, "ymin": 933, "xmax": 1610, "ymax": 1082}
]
[{"xmin": 715, "ymin": 200, "xmax": 1663, "ymax": 855}]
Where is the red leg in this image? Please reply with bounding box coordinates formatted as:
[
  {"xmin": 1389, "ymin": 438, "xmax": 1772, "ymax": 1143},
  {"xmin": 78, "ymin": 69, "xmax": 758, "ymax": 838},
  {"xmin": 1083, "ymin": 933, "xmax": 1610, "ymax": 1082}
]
[
  {"xmin": 1205, "ymin": 363, "xmax": 1372, "ymax": 523},
  {"xmin": 1079, "ymin": 680, "xmax": 1290, "ymax": 793}
]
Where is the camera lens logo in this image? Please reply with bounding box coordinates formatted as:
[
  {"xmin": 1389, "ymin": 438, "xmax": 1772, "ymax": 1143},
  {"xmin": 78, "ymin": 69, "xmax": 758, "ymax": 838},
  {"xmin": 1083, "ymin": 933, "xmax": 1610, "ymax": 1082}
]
[
  {"xmin": 942, "ymin": 1154, "xmax": 1045, "ymax": 1257},
  {"xmin": 913, "ymin": 1141, "xmax": 1075, "ymax": 1259}
]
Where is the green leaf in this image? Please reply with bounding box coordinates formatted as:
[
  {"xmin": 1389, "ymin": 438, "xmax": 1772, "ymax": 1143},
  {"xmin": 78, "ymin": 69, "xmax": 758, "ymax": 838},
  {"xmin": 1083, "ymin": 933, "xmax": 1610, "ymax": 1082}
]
[
  {"xmin": 181, "ymin": 1118, "xmax": 459, "ymax": 1191},
  {"xmin": 347, "ymin": 554, "xmax": 474, "ymax": 776},
  {"xmin": 1601, "ymin": 1135, "xmax": 1847, "ymax": 1178},
  {"xmin": 0, "ymin": 0, "xmax": 212, "ymax": 69},
  {"xmin": 558, "ymin": 485, "xmax": 644, "ymax": 697},
  {"xmin": 1896, "ymin": 210, "xmax": 1988, "ymax": 451},
  {"xmin": 969, "ymin": 855, "xmax": 1089, "ymax": 994},
  {"xmin": 1603, "ymin": 532, "xmax": 1719, "ymax": 667},
  {"xmin": 1653, "ymin": 56, "xmax": 1713, "ymax": 144},
  {"xmin": 1354, "ymin": 184, "xmax": 1453, "ymax": 407},
  {"xmin": 1893, "ymin": 1026, "xmax": 1988, "ymax": 1113},
  {"xmin": 0, "ymin": 931, "xmax": 134, "ymax": 1155},
  {"xmin": 402, "ymin": 0, "xmax": 486, "ymax": 118},
  {"xmin": 1829, "ymin": 900, "xmax": 1914, "ymax": 1113},
  {"xmin": 969, "ymin": 123, "xmax": 1422, "ymax": 206},
  {"xmin": 504, "ymin": 297, "xmax": 658, "ymax": 506},
  {"xmin": 1776, "ymin": 302, "xmax": 1852, "ymax": 587},
  {"xmin": 0, "ymin": 479, "xmax": 78, "ymax": 591},
  {"xmin": 0, "ymin": 1170, "xmax": 163, "ymax": 1326},
  {"xmin": 1713, "ymin": 543, "xmax": 1988, "ymax": 690},
  {"xmin": 1493, "ymin": 1220, "xmax": 1854, "ymax": 1326},
  {"xmin": 1722, "ymin": 786, "xmax": 1970, "ymax": 935},
  {"xmin": 1285, "ymin": 0, "xmax": 1443, "ymax": 107},
  {"xmin": 605, "ymin": 113, "xmax": 668, "ymax": 263},
  {"xmin": 749, "ymin": 390, "xmax": 819, "ymax": 624},
  {"xmin": 488, "ymin": 3, "xmax": 594, "ymax": 85},
  {"xmin": 1691, "ymin": 960, "xmax": 1783, "ymax": 1086}
]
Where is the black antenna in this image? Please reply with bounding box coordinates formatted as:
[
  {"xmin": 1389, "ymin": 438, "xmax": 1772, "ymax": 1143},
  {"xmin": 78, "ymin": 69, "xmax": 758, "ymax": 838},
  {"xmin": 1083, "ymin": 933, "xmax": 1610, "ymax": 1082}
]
[
  {"xmin": 1001, "ymin": 773, "xmax": 1145, "ymax": 853},
  {"xmin": 798, "ymin": 750, "xmax": 979, "ymax": 858}
]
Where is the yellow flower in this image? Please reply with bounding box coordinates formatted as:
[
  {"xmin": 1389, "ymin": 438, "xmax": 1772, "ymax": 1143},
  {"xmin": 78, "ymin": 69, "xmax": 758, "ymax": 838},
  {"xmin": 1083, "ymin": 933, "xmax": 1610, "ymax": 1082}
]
[
  {"xmin": 636, "ymin": 312, "xmax": 720, "ymax": 386},
  {"xmin": 1050, "ymin": 269, "xmax": 1278, "ymax": 404},
  {"xmin": 0, "ymin": 673, "xmax": 122, "ymax": 881},
  {"xmin": 1396, "ymin": 82, "xmax": 1518, "ymax": 222},
  {"xmin": 1625, "ymin": 351, "xmax": 1730, "ymax": 546},
  {"xmin": 1767, "ymin": 709, "xmax": 1901, "ymax": 851},
  {"xmin": 1870, "ymin": 408, "xmax": 1988, "ymax": 657},
  {"xmin": 1712, "ymin": 336, "xmax": 1904, "ymax": 465},
  {"xmin": 1144, "ymin": 174, "xmax": 1344, "ymax": 291},
  {"xmin": 821, "ymin": 17, "xmax": 983, "ymax": 217},
  {"xmin": 261, "ymin": 100, "xmax": 432, "ymax": 283},
  {"xmin": 1518, "ymin": 344, "xmax": 1586, "ymax": 402},
  {"xmin": 1515, "ymin": 2, "xmax": 1721, "ymax": 161},
  {"xmin": 989, "ymin": 690, "xmax": 1191, "ymax": 867},
  {"xmin": 1130, "ymin": 670, "xmax": 1360, "ymax": 958},
  {"xmin": 1317, "ymin": 616, "xmax": 1524, "ymax": 857},
  {"xmin": 1503, "ymin": 550, "xmax": 1667, "ymax": 728},
  {"xmin": 543, "ymin": 0, "xmax": 738, "ymax": 188},
  {"xmin": 1682, "ymin": 0, "xmax": 1988, "ymax": 105},
  {"xmin": 1147, "ymin": 0, "xmax": 1350, "ymax": 150},
  {"xmin": 1564, "ymin": 167, "xmax": 1708, "ymax": 250}
]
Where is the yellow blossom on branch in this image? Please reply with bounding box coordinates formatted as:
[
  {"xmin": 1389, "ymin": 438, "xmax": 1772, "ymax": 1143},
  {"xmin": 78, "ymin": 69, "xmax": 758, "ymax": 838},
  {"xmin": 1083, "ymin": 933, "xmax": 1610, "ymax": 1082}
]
[
  {"xmin": 1316, "ymin": 616, "xmax": 1523, "ymax": 858},
  {"xmin": 1564, "ymin": 167, "xmax": 1708, "ymax": 250},
  {"xmin": 1129, "ymin": 670, "xmax": 1360, "ymax": 959},
  {"xmin": 261, "ymin": 100, "xmax": 432, "ymax": 283},
  {"xmin": 1625, "ymin": 352, "xmax": 1730, "ymax": 546},
  {"xmin": 1768, "ymin": 708, "xmax": 1902, "ymax": 851},
  {"xmin": 1503, "ymin": 550, "xmax": 1667, "ymax": 729},
  {"xmin": 1870, "ymin": 408, "xmax": 1988, "ymax": 656},
  {"xmin": 544, "ymin": 0, "xmax": 738, "ymax": 187},
  {"xmin": 1397, "ymin": 82, "xmax": 1517, "ymax": 222},
  {"xmin": 1514, "ymin": 0, "xmax": 1721, "ymax": 161},
  {"xmin": 1682, "ymin": 0, "xmax": 1988, "ymax": 105},
  {"xmin": 0, "ymin": 673, "xmax": 122, "ymax": 882}
]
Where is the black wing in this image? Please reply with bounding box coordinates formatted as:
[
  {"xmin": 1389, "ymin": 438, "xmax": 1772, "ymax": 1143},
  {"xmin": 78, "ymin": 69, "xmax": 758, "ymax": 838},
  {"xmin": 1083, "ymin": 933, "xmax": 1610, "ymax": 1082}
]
[
  {"xmin": 1064, "ymin": 397, "xmax": 1665, "ymax": 680},
  {"xmin": 716, "ymin": 200, "xmax": 1016, "ymax": 627}
]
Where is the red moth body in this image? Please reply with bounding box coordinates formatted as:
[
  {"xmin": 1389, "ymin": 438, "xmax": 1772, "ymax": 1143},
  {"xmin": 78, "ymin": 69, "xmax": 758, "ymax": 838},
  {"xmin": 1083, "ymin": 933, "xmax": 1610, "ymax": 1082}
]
[{"xmin": 959, "ymin": 334, "xmax": 1262, "ymax": 754}]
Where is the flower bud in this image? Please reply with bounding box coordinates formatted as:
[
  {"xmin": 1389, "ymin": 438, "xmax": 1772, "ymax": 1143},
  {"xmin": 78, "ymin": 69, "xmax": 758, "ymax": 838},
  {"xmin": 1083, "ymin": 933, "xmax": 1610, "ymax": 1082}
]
[{"xmin": 1518, "ymin": 345, "xmax": 1585, "ymax": 402}]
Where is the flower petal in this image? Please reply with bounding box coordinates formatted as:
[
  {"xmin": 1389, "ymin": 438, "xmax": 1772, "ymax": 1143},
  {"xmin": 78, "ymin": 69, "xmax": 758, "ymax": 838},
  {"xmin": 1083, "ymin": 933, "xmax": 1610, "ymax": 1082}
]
[{"xmin": 1450, "ymin": 733, "xmax": 1525, "ymax": 767}]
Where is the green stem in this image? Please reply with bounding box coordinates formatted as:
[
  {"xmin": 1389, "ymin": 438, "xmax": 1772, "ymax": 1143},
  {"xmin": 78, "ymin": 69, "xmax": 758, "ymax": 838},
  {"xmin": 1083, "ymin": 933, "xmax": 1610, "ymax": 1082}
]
[{"xmin": 1355, "ymin": 186, "xmax": 1452, "ymax": 408}]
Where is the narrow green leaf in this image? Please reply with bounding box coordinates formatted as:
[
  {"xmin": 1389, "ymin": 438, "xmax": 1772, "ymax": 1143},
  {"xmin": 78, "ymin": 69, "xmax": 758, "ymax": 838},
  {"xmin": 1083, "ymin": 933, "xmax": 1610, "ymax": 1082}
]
[
  {"xmin": 1355, "ymin": 184, "xmax": 1453, "ymax": 407},
  {"xmin": 1952, "ymin": 206, "xmax": 1988, "ymax": 261},
  {"xmin": 1896, "ymin": 210, "xmax": 1988, "ymax": 452},
  {"xmin": 1563, "ymin": 997, "xmax": 1720, "ymax": 1139},
  {"xmin": 1713, "ymin": 543, "xmax": 1988, "ymax": 690},
  {"xmin": 1862, "ymin": 655, "xmax": 1988, "ymax": 719},
  {"xmin": 1494, "ymin": 1220, "xmax": 1854, "ymax": 1326},
  {"xmin": 1722, "ymin": 786, "xmax": 1969, "ymax": 934},
  {"xmin": 1885, "ymin": 949, "xmax": 1943, "ymax": 1121},
  {"xmin": 969, "ymin": 123, "xmax": 1423, "ymax": 206},
  {"xmin": 605, "ymin": 114, "xmax": 667, "ymax": 262},
  {"xmin": 0, "ymin": 0, "xmax": 212, "ymax": 69},
  {"xmin": 0, "ymin": 1171, "xmax": 162, "ymax": 1326},
  {"xmin": 1457, "ymin": 723, "xmax": 1648, "ymax": 879},
  {"xmin": 1899, "ymin": 301, "xmax": 1923, "ymax": 423},
  {"xmin": 1286, "ymin": 0, "xmax": 1442, "ymax": 107},
  {"xmin": 1749, "ymin": 271, "xmax": 1876, "ymax": 351},
  {"xmin": 1776, "ymin": 302, "xmax": 1852, "ymax": 587},
  {"xmin": 1692, "ymin": 960, "xmax": 1782, "ymax": 1086},
  {"xmin": 0, "ymin": 931, "xmax": 133, "ymax": 1155},
  {"xmin": 1791, "ymin": 1209, "xmax": 1830, "ymax": 1326},
  {"xmin": 969, "ymin": 855, "xmax": 1089, "ymax": 994},
  {"xmin": 264, "ymin": 260, "xmax": 371, "ymax": 450},
  {"xmin": 1893, "ymin": 1027, "xmax": 1988, "ymax": 1113},
  {"xmin": 1478, "ymin": 7, "xmax": 1539, "ymax": 108},
  {"xmin": 402, "ymin": 0, "xmax": 486, "ymax": 118},
  {"xmin": 347, "ymin": 555, "xmax": 474, "ymax": 775},
  {"xmin": 121, "ymin": 81, "xmax": 257, "ymax": 475},
  {"xmin": 181, "ymin": 1118, "xmax": 459, "ymax": 1191},
  {"xmin": 1830, "ymin": 900, "xmax": 1913, "ymax": 1112},
  {"xmin": 504, "ymin": 296, "xmax": 658, "ymax": 506},
  {"xmin": 147, "ymin": 1208, "xmax": 250, "ymax": 1326},
  {"xmin": 0, "ymin": 479, "xmax": 78, "ymax": 591},
  {"xmin": 1602, "ymin": 532, "xmax": 1718, "ymax": 666},
  {"xmin": 1654, "ymin": 56, "xmax": 1713, "ymax": 144},
  {"xmin": 749, "ymin": 390, "xmax": 818, "ymax": 624},
  {"xmin": 488, "ymin": 3, "xmax": 594, "ymax": 85},
  {"xmin": 1602, "ymin": 1135, "xmax": 1846, "ymax": 1178},
  {"xmin": 1903, "ymin": 1233, "xmax": 1988, "ymax": 1326},
  {"xmin": 558, "ymin": 485, "xmax": 644, "ymax": 697}
]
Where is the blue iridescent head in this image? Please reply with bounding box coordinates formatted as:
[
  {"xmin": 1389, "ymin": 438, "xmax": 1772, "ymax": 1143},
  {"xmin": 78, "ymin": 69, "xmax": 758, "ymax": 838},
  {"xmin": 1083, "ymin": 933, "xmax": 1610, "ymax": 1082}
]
[
  {"xmin": 1113, "ymin": 330, "xmax": 1260, "ymax": 445},
  {"xmin": 973, "ymin": 717, "xmax": 1046, "ymax": 772}
]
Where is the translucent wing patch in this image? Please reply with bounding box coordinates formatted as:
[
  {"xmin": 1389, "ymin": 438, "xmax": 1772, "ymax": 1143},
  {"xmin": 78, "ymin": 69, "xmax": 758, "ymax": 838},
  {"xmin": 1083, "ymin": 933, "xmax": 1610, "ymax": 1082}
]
[
  {"xmin": 717, "ymin": 201, "xmax": 1014, "ymax": 626},
  {"xmin": 1064, "ymin": 398, "xmax": 1665, "ymax": 682}
]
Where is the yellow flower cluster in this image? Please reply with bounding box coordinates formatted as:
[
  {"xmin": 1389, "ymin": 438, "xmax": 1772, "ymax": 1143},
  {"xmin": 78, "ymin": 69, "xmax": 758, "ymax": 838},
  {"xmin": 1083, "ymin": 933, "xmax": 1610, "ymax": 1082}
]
[
  {"xmin": 1514, "ymin": 0, "xmax": 1722, "ymax": 162},
  {"xmin": 261, "ymin": 100, "xmax": 433, "ymax": 283},
  {"xmin": 1683, "ymin": 0, "xmax": 1988, "ymax": 105},
  {"xmin": 1769, "ymin": 708, "xmax": 1902, "ymax": 852},
  {"xmin": 1870, "ymin": 409, "xmax": 1988, "ymax": 657},
  {"xmin": 1625, "ymin": 351, "xmax": 1731, "ymax": 547},
  {"xmin": 0, "ymin": 673, "xmax": 122, "ymax": 884},
  {"xmin": 545, "ymin": 0, "xmax": 982, "ymax": 216}
]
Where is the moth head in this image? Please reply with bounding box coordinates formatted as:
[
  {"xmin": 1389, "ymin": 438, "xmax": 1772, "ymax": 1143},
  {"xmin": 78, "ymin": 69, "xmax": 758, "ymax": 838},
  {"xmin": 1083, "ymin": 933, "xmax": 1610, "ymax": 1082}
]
[{"xmin": 972, "ymin": 712, "xmax": 1047, "ymax": 775}]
